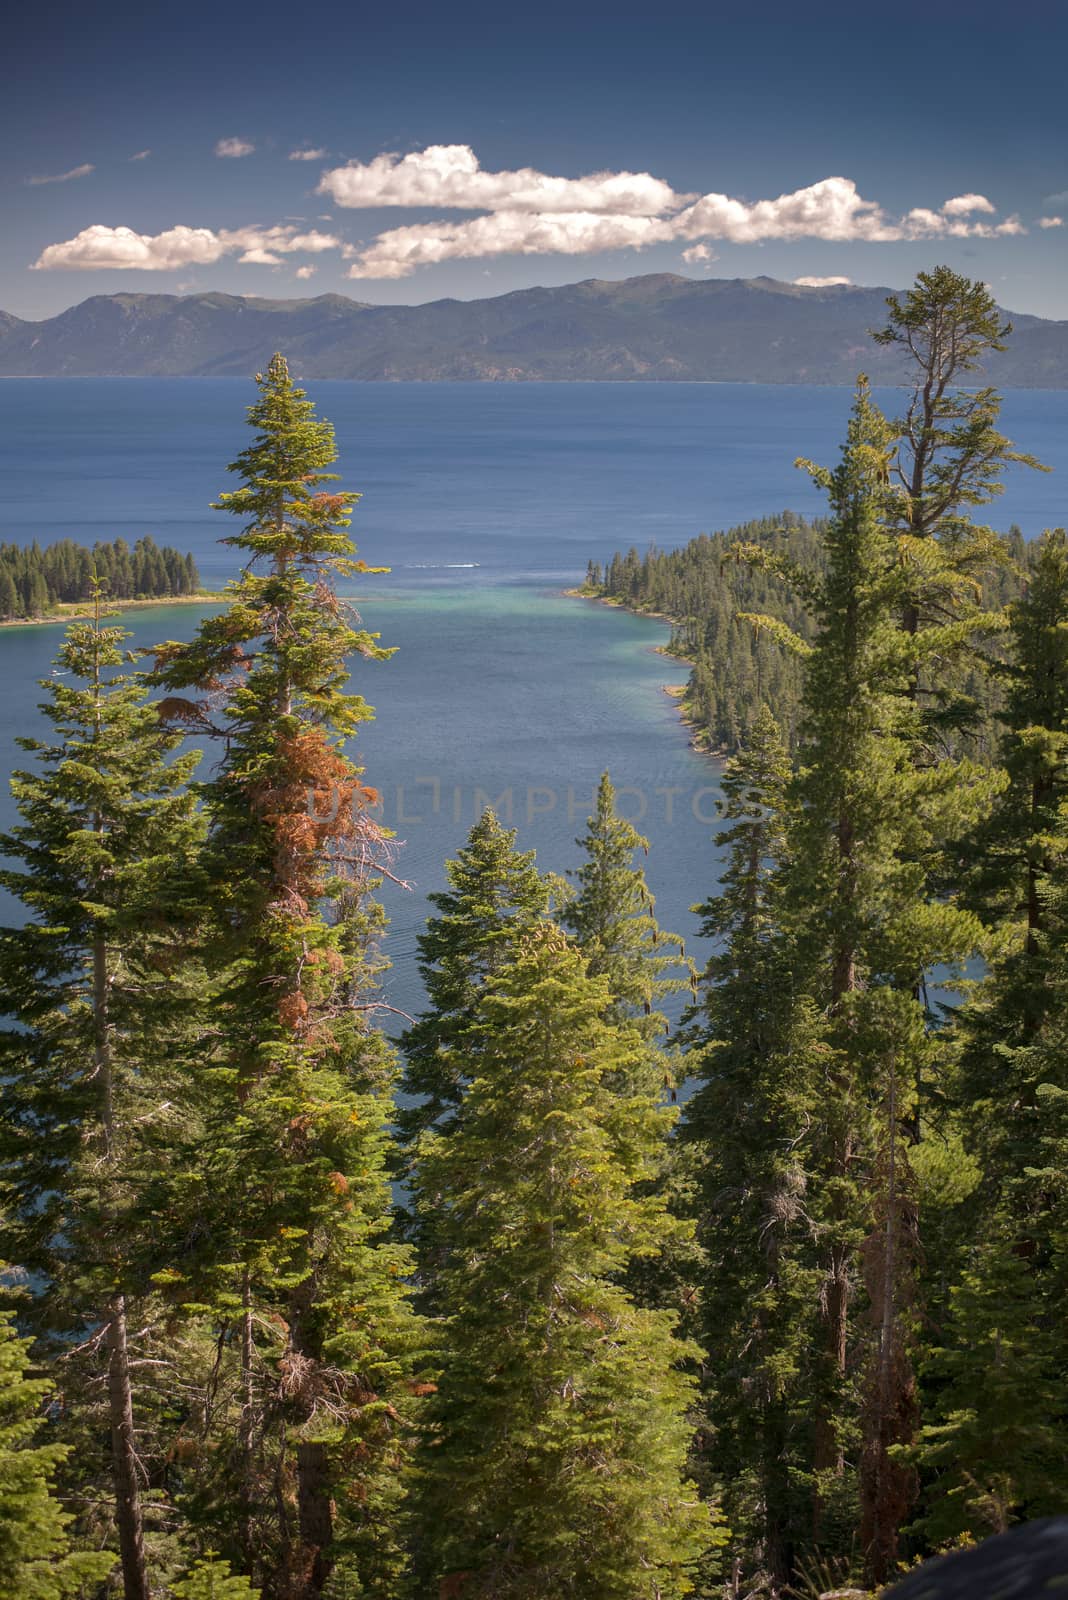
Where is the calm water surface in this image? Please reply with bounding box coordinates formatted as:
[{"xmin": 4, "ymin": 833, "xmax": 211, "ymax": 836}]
[{"xmin": 1, "ymin": 380, "xmax": 1066, "ymax": 1019}]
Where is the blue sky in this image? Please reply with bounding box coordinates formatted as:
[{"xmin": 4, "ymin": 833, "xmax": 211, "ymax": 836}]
[{"xmin": 5, "ymin": 0, "xmax": 1067, "ymax": 319}]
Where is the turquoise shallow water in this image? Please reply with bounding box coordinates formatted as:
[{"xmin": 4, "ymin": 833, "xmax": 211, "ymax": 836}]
[{"xmin": 1, "ymin": 379, "xmax": 1066, "ymax": 1021}]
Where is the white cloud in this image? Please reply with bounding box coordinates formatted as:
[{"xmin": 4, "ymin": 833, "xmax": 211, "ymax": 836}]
[
  {"xmin": 290, "ymin": 147, "xmax": 327, "ymax": 162},
  {"xmin": 27, "ymin": 163, "xmax": 95, "ymax": 186},
  {"xmin": 33, "ymin": 223, "xmax": 341, "ymax": 272},
  {"xmin": 215, "ymin": 137, "xmax": 255, "ymax": 158},
  {"xmin": 1039, "ymin": 215, "xmax": 1064, "ymax": 229},
  {"xmin": 673, "ymin": 176, "xmax": 905, "ymax": 243},
  {"xmin": 129, "ymin": 149, "xmax": 151, "ymax": 162},
  {"xmin": 682, "ymin": 243, "xmax": 717, "ymax": 264},
  {"xmin": 336, "ymin": 152, "xmax": 1031, "ymax": 278},
  {"xmin": 321, "ymin": 143, "xmax": 683, "ymax": 215},
  {"xmin": 794, "ymin": 275, "xmax": 852, "ymax": 287},
  {"xmin": 940, "ymin": 193, "xmax": 996, "ymax": 217},
  {"xmin": 905, "ymin": 203, "xmax": 1024, "ymax": 239},
  {"xmin": 347, "ymin": 210, "xmax": 677, "ymax": 279},
  {"xmin": 295, "ymin": 264, "xmax": 317, "ymax": 279}
]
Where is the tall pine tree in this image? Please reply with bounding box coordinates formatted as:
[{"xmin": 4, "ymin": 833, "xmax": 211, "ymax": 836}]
[
  {"xmin": 0, "ymin": 591, "xmax": 204, "ymax": 1599},
  {"xmin": 410, "ymin": 927, "xmax": 719, "ymax": 1599},
  {"xmin": 151, "ymin": 356, "xmax": 421, "ymax": 1600}
]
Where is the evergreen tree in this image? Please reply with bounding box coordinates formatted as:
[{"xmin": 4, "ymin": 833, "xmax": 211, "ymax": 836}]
[
  {"xmin": 562, "ymin": 771, "xmax": 692, "ymax": 1051},
  {"xmin": 915, "ymin": 529, "xmax": 1068, "ymax": 1539},
  {"xmin": 411, "ymin": 928, "xmax": 719, "ymax": 1599},
  {"xmin": 722, "ymin": 382, "xmax": 998, "ymax": 1585},
  {"xmin": 0, "ymin": 1308, "xmax": 115, "ymax": 1600},
  {"xmin": 683, "ymin": 707, "xmax": 818, "ymax": 1591},
  {"xmin": 0, "ymin": 591, "xmax": 204, "ymax": 1599},
  {"xmin": 398, "ymin": 808, "xmax": 549, "ymax": 1142},
  {"xmin": 152, "ymin": 356, "xmax": 420, "ymax": 1599},
  {"xmin": 173, "ymin": 1555, "xmax": 261, "ymax": 1599}
]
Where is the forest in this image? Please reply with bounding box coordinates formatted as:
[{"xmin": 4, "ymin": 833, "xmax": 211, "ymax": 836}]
[
  {"xmin": 0, "ymin": 266, "xmax": 1066, "ymax": 1600},
  {"xmin": 588, "ymin": 517, "xmax": 1029, "ymax": 759},
  {"xmin": 0, "ymin": 537, "xmax": 201, "ymax": 621}
]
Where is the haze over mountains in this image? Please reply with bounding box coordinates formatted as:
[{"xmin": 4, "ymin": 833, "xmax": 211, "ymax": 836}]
[{"xmin": 2, "ymin": 273, "xmax": 1067, "ymax": 384}]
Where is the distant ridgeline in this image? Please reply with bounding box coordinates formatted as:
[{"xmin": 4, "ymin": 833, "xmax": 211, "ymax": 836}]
[
  {"xmin": 0, "ymin": 536, "xmax": 200, "ymax": 620},
  {"xmin": 588, "ymin": 513, "xmax": 1028, "ymax": 755}
]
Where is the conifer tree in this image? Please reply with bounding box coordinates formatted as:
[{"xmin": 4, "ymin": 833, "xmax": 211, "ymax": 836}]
[
  {"xmin": 0, "ymin": 592, "xmax": 204, "ymax": 1600},
  {"xmin": 172, "ymin": 1555, "xmax": 261, "ymax": 1599},
  {"xmin": 726, "ymin": 382, "xmax": 998, "ymax": 1584},
  {"xmin": 411, "ymin": 927, "xmax": 719, "ymax": 1599},
  {"xmin": 398, "ymin": 807, "xmax": 549, "ymax": 1142},
  {"xmin": 872, "ymin": 265, "xmax": 1044, "ymax": 748},
  {"xmin": 0, "ymin": 1308, "xmax": 115, "ymax": 1599},
  {"xmin": 916, "ymin": 529, "xmax": 1068, "ymax": 1539},
  {"xmin": 683, "ymin": 707, "xmax": 818, "ymax": 1590},
  {"xmin": 563, "ymin": 771, "xmax": 692, "ymax": 1052},
  {"xmin": 151, "ymin": 356, "xmax": 420, "ymax": 1599}
]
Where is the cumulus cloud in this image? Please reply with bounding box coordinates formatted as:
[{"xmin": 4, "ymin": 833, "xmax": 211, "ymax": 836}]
[
  {"xmin": 295, "ymin": 264, "xmax": 317, "ymax": 279},
  {"xmin": 332, "ymin": 150, "xmax": 1029, "ymax": 278},
  {"xmin": 129, "ymin": 149, "xmax": 151, "ymax": 162},
  {"xmin": 940, "ymin": 193, "xmax": 996, "ymax": 217},
  {"xmin": 794, "ymin": 275, "xmax": 852, "ymax": 287},
  {"xmin": 33, "ymin": 223, "xmax": 340, "ymax": 272},
  {"xmin": 673, "ymin": 176, "xmax": 903, "ymax": 243},
  {"xmin": 1039, "ymin": 215, "xmax": 1064, "ymax": 228},
  {"xmin": 347, "ymin": 210, "xmax": 676, "ymax": 279},
  {"xmin": 215, "ymin": 137, "xmax": 255, "ymax": 158},
  {"xmin": 27, "ymin": 163, "xmax": 95, "ymax": 186},
  {"xmin": 290, "ymin": 147, "xmax": 327, "ymax": 162},
  {"xmin": 321, "ymin": 143, "xmax": 683, "ymax": 216},
  {"xmin": 682, "ymin": 243, "xmax": 717, "ymax": 264}
]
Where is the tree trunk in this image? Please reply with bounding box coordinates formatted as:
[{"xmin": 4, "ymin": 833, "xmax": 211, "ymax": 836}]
[
  {"xmin": 94, "ymin": 925, "xmax": 151, "ymax": 1600},
  {"xmin": 296, "ymin": 1441, "xmax": 334, "ymax": 1596},
  {"xmin": 283, "ymin": 1280, "xmax": 335, "ymax": 1599},
  {"xmin": 107, "ymin": 1293, "xmax": 150, "ymax": 1600},
  {"xmin": 239, "ymin": 1270, "xmax": 256, "ymax": 1569}
]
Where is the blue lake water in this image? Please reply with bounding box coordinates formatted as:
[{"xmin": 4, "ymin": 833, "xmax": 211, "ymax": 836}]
[{"xmin": 1, "ymin": 379, "xmax": 1066, "ymax": 1021}]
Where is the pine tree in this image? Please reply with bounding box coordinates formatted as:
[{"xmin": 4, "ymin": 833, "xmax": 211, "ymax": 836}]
[
  {"xmin": 0, "ymin": 1308, "xmax": 115, "ymax": 1599},
  {"xmin": 683, "ymin": 707, "xmax": 819, "ymax": 1591},
  {"xmin": 151, "ymin": 355, "xmax": 421, "ymax": 1599},
  {"xmin": 873, "ymin": 265, "xmax": 1045, "ymax": 754},
  {"xmin": 915, "ymin": 529, "xmax": 1068, "ymax": 1539},
  {"xmin": 398, "ymin": 807, "xmax": 549, "ymax": 1143},
  {"xmin": 173, "ymin": 1555, "xmax": 261, "ymax": 1599},
  {"xmin": 0, "ymin": 590, "xmax": 204, "ymax": 1599},
  {"xmin": 726, "ymin": 382, "xmax": 999, "ymax": 1584},
  {"xmin": 562, "ymin": 771, "xmax": 692, "ymax": 1053},
  {"xmin": 411, "ymin": 927, "xmax": 720, "ymax": 1599}
]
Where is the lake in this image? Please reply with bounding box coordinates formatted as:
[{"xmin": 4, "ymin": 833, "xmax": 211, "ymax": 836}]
[{"xmin": 1, "ymin": 379, "xmax": 1066, "ymax": 1021}]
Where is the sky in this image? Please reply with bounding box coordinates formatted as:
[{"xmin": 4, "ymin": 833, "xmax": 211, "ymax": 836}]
[{"xmin": 4, "ymin": 0, "xmax": 1068, "ymax": 321}]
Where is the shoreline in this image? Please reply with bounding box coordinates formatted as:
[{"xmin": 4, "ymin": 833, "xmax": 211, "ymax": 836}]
[
  {"xmin": 564, "ymin": 586, "xmax": 727, "ymax": 759},
  {"xmin": 0, "ymin": 592, "xmax": 227, "ymax": 631}
]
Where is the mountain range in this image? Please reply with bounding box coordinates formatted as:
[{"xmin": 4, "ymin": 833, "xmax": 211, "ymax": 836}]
[{"xmin": 2, "ymin": 274, "xmax": 1067, "ymax": 384}]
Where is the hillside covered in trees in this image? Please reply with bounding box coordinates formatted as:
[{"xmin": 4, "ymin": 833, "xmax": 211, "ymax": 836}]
[
  {"xmin": 0, "ymin": 535, "xmax": 201, "ymax": 620},
  {"xmin": 1, "ymin": 270, "xmax": 1067, "ymax": 1600},
  {"xmin": 589, "ymin": 514, "xmax": 1029, "ymax": 757}
]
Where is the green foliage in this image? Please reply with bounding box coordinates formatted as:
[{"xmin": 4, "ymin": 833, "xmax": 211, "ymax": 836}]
[
  {"xmin": 562, "ymin": 771, "xmax": 693, "ymax": 1049},
  {"xmin": 411, "ymin": 928, "xmax": 721, "ymax": 1599},
  {"xmin": 0, "ymin": 591, "xmax": 205, "ymax": 1587},
  {"xmin": 171, "ymin": 1555, "xmax": 260, "ymax": 1599},
  {"xmin": 683, "ymin": 710, "xmax": 820, "ymax": 1587},
  {"xmin": 591, "ymin": 514, "xmax": 1024, "ymax": 758},
  {"xmin": 150, "ymin": 355, "xmax": 423, "ymax": 1597},
  {"xmin": 0, "ymin": 536, "xmax": 199, "ymax": 619},
  {"xmin": 0, "ymin": 1308, "xmax": 114, "ymax": 1599},
  {"xmin": 399, "ymin": 807, "xmax": 550, "ymax": 1141}
]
